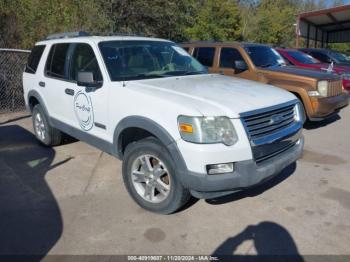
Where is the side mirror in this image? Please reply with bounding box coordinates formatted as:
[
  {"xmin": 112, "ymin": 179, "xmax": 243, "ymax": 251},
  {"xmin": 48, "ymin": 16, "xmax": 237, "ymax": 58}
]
[
  {"xmin": 77, "ymin": 71, "xmax": 102, "ymax": 91},
  {"xmin": 234, "ymin": 60, "xmax": 248, "ymax": 72}
]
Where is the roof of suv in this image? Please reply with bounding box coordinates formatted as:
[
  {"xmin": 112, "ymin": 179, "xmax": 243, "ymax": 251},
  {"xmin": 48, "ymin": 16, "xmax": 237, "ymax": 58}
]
[{"xmin": 36, "ymin": 35, "xmax": 171, "ymax": 45}]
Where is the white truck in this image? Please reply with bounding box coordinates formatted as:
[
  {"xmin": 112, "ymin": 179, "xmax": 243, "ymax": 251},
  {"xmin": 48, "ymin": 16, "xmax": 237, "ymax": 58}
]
[{"xmin": 23, "ymin": 32, "xmax": 304, "ymax": 214}]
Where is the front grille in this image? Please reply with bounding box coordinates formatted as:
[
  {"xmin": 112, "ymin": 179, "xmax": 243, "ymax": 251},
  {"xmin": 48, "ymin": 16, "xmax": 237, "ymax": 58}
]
[
  {"xmin": 328, "ymin": 80, "xmax": 343, "ymax": 97},
  {"xmin": 242, "ymin": 103, "xmax": 296, "ymax": 140},
  {"xmin": 241, "ymin": 101, "xmax": 301, "ymax": 163},
  {"xmin": 255, "ymin": 140, "xmax": 297, "ymax": 164}
]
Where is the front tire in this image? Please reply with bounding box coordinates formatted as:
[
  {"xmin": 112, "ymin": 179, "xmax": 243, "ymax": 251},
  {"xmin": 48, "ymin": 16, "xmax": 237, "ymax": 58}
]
[
  {"xmin": 122, "ymin": 137, "xmax": 191, "ymax": 214},
  {"xmin": 32, "ymin": 104, "xmax": 63, "ymax": 146}
]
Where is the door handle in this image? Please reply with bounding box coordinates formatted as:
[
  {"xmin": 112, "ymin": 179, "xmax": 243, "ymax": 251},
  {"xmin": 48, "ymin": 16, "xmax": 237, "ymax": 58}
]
[
  {"xmin": 65, "ymin": 88, "xmax": 75, "ymax": 96},
  {"xmin": 39, "ymin": 81, "xmax": 45, "ymax": 87}
]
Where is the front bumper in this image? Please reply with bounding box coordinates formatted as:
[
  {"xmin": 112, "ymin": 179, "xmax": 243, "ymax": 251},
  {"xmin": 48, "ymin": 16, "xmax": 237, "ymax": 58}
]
[
  {"xmin": 177, "ymin": 136, "xmax": 304, "ymax": 199},
  {"xmin": 309, "ymin": 92, "xmax": 349, "ymax": 120}
]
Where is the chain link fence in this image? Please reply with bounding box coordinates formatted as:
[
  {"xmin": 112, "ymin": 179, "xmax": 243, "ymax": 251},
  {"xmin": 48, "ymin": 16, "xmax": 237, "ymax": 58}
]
[{"xmin": 0, "ymin": 49, "xmax": 30, "ymax": 114}]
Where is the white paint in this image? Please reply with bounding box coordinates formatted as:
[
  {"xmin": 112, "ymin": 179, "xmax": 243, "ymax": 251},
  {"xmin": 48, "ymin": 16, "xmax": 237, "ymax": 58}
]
[{"xmin": 23, "ymin": 36, "xmax": 298, "ymax": 174}]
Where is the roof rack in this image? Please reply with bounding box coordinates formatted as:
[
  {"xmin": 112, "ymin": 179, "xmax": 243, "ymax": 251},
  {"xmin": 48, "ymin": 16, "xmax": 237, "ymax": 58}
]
[
  {"xmin": 45, "ymin": 31, "xmax": 90, "ymax": 40},
  {"xmin": 107, "ymin": 32, "xmax": 148, "ymax": 37}
]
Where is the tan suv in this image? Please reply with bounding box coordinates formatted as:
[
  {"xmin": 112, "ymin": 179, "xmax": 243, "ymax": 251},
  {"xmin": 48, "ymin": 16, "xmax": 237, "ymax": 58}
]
[{"xmin": 181, "ymin": 42, "xmax": 349, "ymax": 121}]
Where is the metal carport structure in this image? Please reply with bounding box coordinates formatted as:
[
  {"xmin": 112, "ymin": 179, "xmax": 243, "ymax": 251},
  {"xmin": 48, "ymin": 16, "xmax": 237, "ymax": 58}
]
[{"xmin": 296, "ymin": 4, "xmax": 350, "ymax": 48}]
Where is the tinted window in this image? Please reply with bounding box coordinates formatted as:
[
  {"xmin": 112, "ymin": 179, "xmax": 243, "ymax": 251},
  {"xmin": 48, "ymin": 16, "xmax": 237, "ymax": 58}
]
[
  {"xmin": 220, "ymin": 48, "xmax": 244, "ymax": 68},
  {"xmin": 69, "ymin": 43, "xmax": 102, "ymax": 81},
  {"xmin": 245, "ymin": 46, "xmax": 285, "ymax": 68},
  {"xmin": 308, "ymin": 51, "xmax": 331, "ymax": 63},
  {"xmin": 45, "ymin": 43, "xmax": 70, "ymax": 79},
  {"xmin": 287, "ymin": 51, "xmax": 319, "ymax": 64},
  {"xmin": 278, "ymin": 53, "xmax": 293, "ymax": 65},
  {"xmin": 329, "ymin": 51, "xmax": 350, "ymax": 64},
  {"xmin": 99, "ymin": 41, "xmax": 206, "ymax": 81},
  {"xmin": 25, "ymin": 45, "xmax": 45, "ymax": 74},
  {"xmin": 193, "ymin": 47, "xmax": 215, "ymax": 67}
]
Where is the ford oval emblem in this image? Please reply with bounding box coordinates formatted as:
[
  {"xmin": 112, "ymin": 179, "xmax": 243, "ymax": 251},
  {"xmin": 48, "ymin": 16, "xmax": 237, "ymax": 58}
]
[{"xmin": 270, "ymin": 114, "xmax": 284, "ymax": 124}]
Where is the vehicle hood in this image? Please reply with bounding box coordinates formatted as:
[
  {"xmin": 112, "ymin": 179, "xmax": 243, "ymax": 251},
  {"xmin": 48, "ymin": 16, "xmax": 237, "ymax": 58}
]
[
  {"xmin": 262, "ymin": 65, "xmax": 340, "ymax": 81},
  {"xmin": 299, "ymin": 63, "xmax": 350, "ymax": 74},
  {"xmin": 332, "ymin": 64, "xmax": 350, "ymax": 74},
  {"xmin": 126, "ymin": 74, "xmax": 296, "ymax": 118},
  {"xmin": 336, "ymin": 62, "xmax": 350, "ymax": 67}
]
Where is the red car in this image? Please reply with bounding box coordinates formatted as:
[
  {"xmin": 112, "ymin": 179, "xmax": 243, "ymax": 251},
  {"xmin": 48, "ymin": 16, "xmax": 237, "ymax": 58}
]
[{"xmin": 276, "ymin": 48, "xmax": 350, "ymax": 90}]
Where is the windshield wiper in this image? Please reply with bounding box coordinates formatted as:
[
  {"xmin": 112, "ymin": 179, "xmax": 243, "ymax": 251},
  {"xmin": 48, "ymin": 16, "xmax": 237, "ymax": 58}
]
[
  {"xmin": 132, "ymin": 73, "xmax": 168, "ymax": 79},
  {"xmin": 182, "ymin": 71, "xmax": 206, "ymax": 75},
  {"xmin": 162, "ymin": 70, "xmax": 206, "ymax": 76}
]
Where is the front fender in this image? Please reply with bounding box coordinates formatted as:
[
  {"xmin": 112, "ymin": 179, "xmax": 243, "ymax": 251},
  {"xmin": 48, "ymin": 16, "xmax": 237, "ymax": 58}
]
[
  {"xmin": 113, "ymin": 116, "xmax": 176, "ymax": 156},
  {"xmin": 112, "ymin": 116, "xmax": 189, "ymax": 180}
]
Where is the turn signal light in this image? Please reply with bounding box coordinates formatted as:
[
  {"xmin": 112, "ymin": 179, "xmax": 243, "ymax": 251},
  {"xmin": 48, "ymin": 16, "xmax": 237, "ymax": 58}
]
[{"xmin": 179, "ymin": 123, "xmax": 193, "ymax": 133}]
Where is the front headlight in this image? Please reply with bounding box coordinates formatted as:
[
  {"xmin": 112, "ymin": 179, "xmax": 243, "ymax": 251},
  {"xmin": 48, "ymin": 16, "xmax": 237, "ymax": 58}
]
[
  {"xmin": 178, "ymin": 116, "xmax": 238, "ymax": 146},
  {"xmin": 317, "ymin": 81, "xmax": 328, "ymax": 97},
  {"xmin": 341, "ymin": 73, "xmax": 350, "ymax": 80}
]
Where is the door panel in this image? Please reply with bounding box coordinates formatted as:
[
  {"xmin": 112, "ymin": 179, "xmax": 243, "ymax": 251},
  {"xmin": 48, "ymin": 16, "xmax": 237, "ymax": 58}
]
[
  {"xmin": 43, "ymin": 43, "xmax": 72, "ymax": 124},
  {"xmin": 67, "ymin": 43, "xmax": 109, "ymax": 141}
]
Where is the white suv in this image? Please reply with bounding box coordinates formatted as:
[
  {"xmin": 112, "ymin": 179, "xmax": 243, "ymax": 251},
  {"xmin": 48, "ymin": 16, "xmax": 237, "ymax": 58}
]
[{"xmin": 23, "ymin": 32, "xmax": 304, "ymax": 214}]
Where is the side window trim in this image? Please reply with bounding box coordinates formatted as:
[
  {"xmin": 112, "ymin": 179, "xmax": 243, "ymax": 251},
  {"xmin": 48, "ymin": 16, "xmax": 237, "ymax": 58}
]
[{"xmin": 44, "ymin": 42, "xmax": 103, "ymax": 84}]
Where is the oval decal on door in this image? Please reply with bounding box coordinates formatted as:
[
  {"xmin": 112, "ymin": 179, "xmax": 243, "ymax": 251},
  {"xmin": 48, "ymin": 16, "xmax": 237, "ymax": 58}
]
[{"xmin": 74, "ymin": 91, "xmax": 94, "ymax": 131}]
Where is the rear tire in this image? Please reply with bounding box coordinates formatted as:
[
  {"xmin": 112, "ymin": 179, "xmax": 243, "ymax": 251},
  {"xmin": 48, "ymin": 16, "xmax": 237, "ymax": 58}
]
[
  {"xmin": 122, "ymin": 137, "xmax": 191, "ymax": 214},
  {"xmin": 32, "ymin": 104, "xmax": 63, "ymax": 146}
]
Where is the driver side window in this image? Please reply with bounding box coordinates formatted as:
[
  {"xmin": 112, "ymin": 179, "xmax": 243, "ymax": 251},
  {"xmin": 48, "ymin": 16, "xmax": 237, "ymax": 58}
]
[{"xmin": 69, "ymin": 43, "xmax": 102, "ymax": 82}]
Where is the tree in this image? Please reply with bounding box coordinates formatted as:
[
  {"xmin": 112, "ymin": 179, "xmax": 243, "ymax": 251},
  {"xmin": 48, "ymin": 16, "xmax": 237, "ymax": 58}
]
[
  {"xmin": 0, "ymin": 0, "xmax": 109, "ymax": 48},
  {"xmin": 185, "ymin": 0, "xmax": 242, "ymax": 41},
  {"xmin": 102, "ymin": 0, "xmax": 196, "ymax": 42},
  {"xmin": 244, "ymin": 0, "xmax": 298, "ymax": 47}
]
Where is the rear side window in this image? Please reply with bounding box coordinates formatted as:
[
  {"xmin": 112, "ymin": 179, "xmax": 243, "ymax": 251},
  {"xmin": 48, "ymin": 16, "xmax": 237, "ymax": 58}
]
[
  {"xmin": 193, "ymin": 47, "xmax": 215, "ymax": 67},
  {"xmin": 219, "ymin": 48, "xmax": 244, "ymax": 68},
  {"xmin": 25, "ymin": 45, "xmax": 45, "ymax": 74},
  {"xmin": 45, "ymin": 43, "xmax": 70, "ymax": 79}
]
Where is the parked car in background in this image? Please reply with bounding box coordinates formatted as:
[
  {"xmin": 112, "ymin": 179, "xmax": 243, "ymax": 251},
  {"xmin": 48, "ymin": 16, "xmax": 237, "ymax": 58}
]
[
  {"xmin": 277, "ymin": 48, "xmax": 350, "ymax": 91},
  {"xmin": 300, "ymin": 48, "xmax": 350, "ymax": 66},
  {"xmin": 23, "ymin": 33, "xmax": 304, "ymax": 214},
  {"xmin": 181, "ymin": 42, "xmax": 349, "ymax": 121}
]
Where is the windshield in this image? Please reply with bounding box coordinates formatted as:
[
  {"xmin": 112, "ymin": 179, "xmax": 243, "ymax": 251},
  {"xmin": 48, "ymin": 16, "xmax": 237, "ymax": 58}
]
[
  {"xmin": 329, "ymin": 51, "xmax": 350, "ymax": 64},
  {"xmin": 99, "ymin": 40, "xmax": 207, "ymax": 81},
  {"xmin": 287, "ymin": 51, "xmax": 319, "ymax": 64},
  {"xmin": 245, "ymin": 46, "xmax": 286, "ymax": 68}
]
